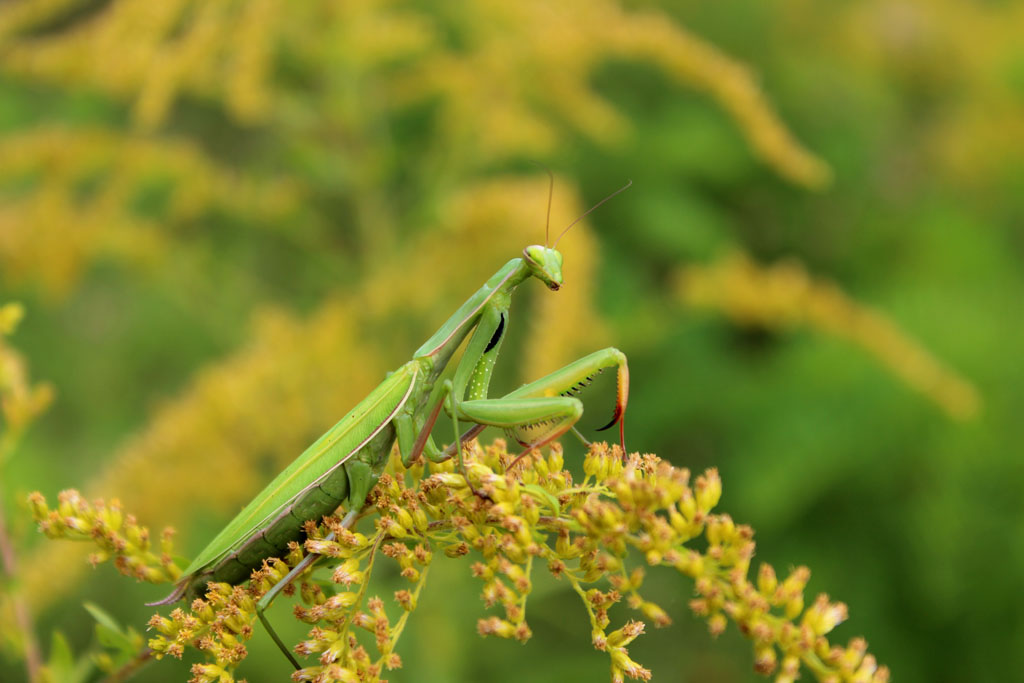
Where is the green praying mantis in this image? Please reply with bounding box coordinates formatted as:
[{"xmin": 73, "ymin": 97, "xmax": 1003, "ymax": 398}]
[{"xmin": 152, "ymin": 180, "xmax": 632, "ymax": 669}]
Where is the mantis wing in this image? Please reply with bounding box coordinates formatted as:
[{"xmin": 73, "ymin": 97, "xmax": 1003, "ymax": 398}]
[{"xmin": 179, "ymin": 362, "xmax": 420, "ymax": 578}]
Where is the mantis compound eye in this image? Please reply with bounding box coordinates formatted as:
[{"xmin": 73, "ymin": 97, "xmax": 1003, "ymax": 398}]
[{"xmin": 523, "ymin": 245, "xmax": 544, "ymax": 265}]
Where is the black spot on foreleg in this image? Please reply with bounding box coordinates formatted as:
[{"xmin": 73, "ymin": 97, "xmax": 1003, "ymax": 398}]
[{"xmin": 484, "ymin": 313, "xmax": 506, "ymax": 353}]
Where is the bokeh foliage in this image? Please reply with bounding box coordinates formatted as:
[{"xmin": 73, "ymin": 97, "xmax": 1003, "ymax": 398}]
[{"xmin": 0, "ymin": 0, "xmax": 1020, "ymax": 682}]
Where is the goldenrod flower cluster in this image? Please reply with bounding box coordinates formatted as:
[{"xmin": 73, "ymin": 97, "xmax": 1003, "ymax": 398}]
[
  {"xmin": 0, "ymin": 0, "xmax": 282, "ymax": 129},
  {"xmin": 0, "ymin": 0, "xmax": 828, "ymax": 186},
  {"xmin": 0, "ymin": 128, "xmax": 300, "ymax": 295},
  {"xmin": 27, "ymin": 490, "xmax": 179, "ymax": 585},
  {"xmin": 0, "ymin": 302, "xmax": 52, "ymax": 675},
  {"xmin": 678, "ymin": 250, "xmax": 980, "ymax": 420},
  {"xmin": 0, "ymin": 303, "xmax": 54, "ymax": 458},
  {"xmin": 149, "ymin": 580, "xmax": 270, "ymax": 681},
  {"xmin": 286, "ymin": 519, "xmax": 424, "ymax": 683},
  {"xmin": 30, "ymin": 438, "xmax": 888, "ymax": 683},
  {"xmin": 825, "ymin": 0, "xmax": 1024, "ymax": 185},
  {"xmin": 0, "ymin": 0, "xmax": 828, "ymax": 295}
]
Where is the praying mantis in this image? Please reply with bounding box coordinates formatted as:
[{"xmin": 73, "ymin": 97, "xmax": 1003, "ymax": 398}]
[{"xmin": 152, "ymin": 180, "xmax": 632, "ymax": 668}]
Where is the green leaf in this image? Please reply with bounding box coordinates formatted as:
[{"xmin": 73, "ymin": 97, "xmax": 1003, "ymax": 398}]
[
  {"xmin": 83, "ymin": 602, "xmax": 123, "ymax": 635},
  {"xmin": 84, "ymin": 602, "xmax": 138, "ymax": 654},
  {"xmin": 46, "ymin": 630, "xmax": 74, "ymax": 671},
  {"xmin": 43, "ymin": 630, "xmax": 94, "ymax": 683},
  {"xmin": 522, "ymin": 484, "xmax": 560, "ymax": 516}
]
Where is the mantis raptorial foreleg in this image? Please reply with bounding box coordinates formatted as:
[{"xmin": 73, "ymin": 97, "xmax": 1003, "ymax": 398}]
[
  {"xmin": 410, "ymin": 346, "xmax": 628, "ymax": 498},
  {"xmin": 456, "ymin": 347, "xmax": 628, "ymax": 470}
]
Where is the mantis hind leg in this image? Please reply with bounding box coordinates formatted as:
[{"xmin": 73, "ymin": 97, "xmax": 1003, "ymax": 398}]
[{"xmin": 256, "ymin": 506, "xmax": 361, "ymax": 670}]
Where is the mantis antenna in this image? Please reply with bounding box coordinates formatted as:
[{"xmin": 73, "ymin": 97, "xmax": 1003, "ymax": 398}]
[
  {"xmin": 543, "ymin": 168, "xmax": 554, "ymax": 247},
  {"xmin": 527, "ymin": 161, "xmax": 556, "ymax": 247},
  {"xmin": 553, "ymin": 180, "xmax": 633, "ymax": 249}
]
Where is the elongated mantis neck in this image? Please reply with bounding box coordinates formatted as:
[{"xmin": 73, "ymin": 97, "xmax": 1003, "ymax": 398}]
[{"xmin": 413, "ymin": 257, "xmax": 532, "ymax": 368}]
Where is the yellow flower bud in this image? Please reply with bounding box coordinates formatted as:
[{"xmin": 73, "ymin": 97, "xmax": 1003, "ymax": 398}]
[
  {"xmin": 393, "ymin": 506, "xmax": 415, "ymax": 531},
  {"xmin": 753, "ymin": 645, "xmax": 777, "ymax": 675},
  {"xmin": 610, "ymin": 646, "xmax": 652, "ymax": 681},
  {"xmin": 639, "ymin": 601, "xmax": 671, "ymax": 627},
  {"xmin": 443, "ymin": 541, "xmax": 469, "ymax": 558},
  {"xmin": 758, "ymin": 563, "xmax": 778, "ymax": 597},
  {"xmin": 477, "ymin": 616, "xmax": 516, "ymax": 639},
  {"xmin": 412, "ymin": 508, "xmax": 429, "ymax": 532},
  {"xmin": 383, "ymin": 518, "xmax": 407, "ymax": 539},
  {"xmin": 696, "ymin": 468, "xmax": 722, "ymax": 513},
  {"xmin": 784, "ymin": 595, "xmax": 805, "ymax": 621}
]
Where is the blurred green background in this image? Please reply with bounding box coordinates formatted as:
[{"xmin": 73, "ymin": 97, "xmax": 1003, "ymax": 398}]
[{"xmin": 1, "ymin": 1, "xmax": 1022, "ymax": 681}]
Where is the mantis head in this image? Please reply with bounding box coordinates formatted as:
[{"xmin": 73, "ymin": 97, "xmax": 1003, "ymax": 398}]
[
  {"xmin": 523, "ymin": 245, "xmax": 564, "ymax": 291},
  {"xmin": 522, "ymin": 178, "xmax": 631, "ymax": 292}
]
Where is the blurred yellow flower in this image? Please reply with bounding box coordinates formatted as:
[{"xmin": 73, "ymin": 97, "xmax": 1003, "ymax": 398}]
[{"xmin": 678, "ymin": 250, "xmax": 981, "ymax": 420}]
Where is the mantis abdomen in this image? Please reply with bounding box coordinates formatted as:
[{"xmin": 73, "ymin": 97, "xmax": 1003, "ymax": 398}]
[
  {"xmin": 160, "ymin": 364, "xmax": 420, "ymax": 603},
  {"xmin": 180, "ymin": 425, "xmax": 397, "ymax": 598}
]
